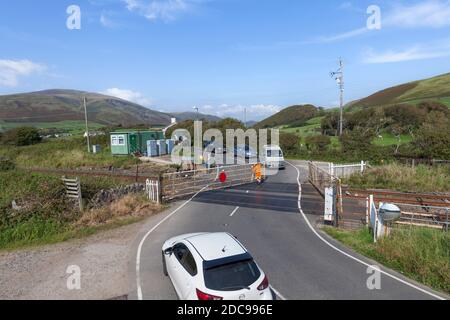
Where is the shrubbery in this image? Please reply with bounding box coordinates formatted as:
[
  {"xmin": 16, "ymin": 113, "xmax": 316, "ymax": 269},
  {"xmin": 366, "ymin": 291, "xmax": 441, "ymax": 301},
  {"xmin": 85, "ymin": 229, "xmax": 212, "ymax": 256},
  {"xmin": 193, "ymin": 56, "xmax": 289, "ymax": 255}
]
[{"xmin": 1, "ymin": 126, "xmax": 42, "ymax": 146}]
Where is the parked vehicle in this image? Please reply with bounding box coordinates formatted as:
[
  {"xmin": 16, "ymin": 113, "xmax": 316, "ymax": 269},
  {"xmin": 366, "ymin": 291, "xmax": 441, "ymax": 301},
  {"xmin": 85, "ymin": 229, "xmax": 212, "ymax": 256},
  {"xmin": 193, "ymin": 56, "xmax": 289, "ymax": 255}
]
[
  {"xmin": 261, "ymin": 145, "xmax": 285, "ymax": 169},
  {"xmin": 162, "ymin": 232, "xmax": 273, "ymax": 300},
  {"xmin": 234, "ymin": 145, "xmax": 258, "ymax": 160},
  {"xmin": 204, "ymin": 141, "xmax": 226, "ymax": 154}
]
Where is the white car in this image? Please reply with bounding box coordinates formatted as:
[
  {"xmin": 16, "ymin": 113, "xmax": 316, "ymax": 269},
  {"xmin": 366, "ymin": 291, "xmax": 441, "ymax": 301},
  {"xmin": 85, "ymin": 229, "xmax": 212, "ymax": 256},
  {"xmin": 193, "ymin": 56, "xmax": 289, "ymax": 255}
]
[
  {"xmin": 261, "ymin": 145, "xmax": 285, "ymax": 169},
  {"xmin": 162, "ymin": 232, "xmax": 273, "ymax": 300}
]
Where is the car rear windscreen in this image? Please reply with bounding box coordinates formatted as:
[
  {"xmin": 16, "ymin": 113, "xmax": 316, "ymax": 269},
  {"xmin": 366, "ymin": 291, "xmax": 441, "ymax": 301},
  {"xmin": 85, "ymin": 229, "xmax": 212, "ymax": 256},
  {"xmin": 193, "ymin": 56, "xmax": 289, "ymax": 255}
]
[{"xmin": 204, "ymin": 259, "xmax": 261, "ymax": 291}]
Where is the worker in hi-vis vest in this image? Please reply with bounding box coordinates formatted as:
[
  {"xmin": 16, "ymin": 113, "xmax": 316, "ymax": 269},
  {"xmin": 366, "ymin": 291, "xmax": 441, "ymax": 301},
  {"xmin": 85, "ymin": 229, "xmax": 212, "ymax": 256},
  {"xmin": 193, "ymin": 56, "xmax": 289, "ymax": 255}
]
[{"xmin": 252, "ymin": 162, "xmax": 263, "ymax": 184}]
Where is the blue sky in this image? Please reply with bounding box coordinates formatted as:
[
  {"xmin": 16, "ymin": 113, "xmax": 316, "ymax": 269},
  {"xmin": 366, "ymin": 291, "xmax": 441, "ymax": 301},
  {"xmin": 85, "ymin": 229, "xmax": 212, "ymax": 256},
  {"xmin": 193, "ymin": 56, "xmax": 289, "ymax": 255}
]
[{"xmin": 1, "ymin": 0, "xmax": 450, "ymax": 121}]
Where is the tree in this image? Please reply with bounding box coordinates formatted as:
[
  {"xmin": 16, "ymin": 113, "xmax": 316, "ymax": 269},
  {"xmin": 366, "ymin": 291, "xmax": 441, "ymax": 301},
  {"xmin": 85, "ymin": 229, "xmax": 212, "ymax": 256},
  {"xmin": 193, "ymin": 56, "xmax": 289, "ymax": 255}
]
[
  {"xmin": 1, "ymin": 126, "xmax": 42, "ymax": 146},
  {"xmin": 412, "ymin": 112, "xmax": 450, "ymax": 159},
  {"xmin": 340, "ymin": 127, "xmax": 375, "ymax": 155},
  {"xmin": 304, "ymin": 135, "xmax": 331, "ymax": 152},
  {"xmin": 279, "ymin": 133, "xmax": 300, "ymax": 155}
]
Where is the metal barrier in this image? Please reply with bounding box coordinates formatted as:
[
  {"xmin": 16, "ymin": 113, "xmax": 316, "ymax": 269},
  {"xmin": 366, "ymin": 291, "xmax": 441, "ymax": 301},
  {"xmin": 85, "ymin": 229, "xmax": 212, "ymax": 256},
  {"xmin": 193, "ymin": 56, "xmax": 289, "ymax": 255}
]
[
  {"xmin": 329, "ymin": 161, "xmax": 368, "ymax": 178},
  {"xmin": 161, "ymin": 164, "xmax": 255, "ymax": 201},
  {"xmin": 309, "ymin": 162, "xmax": 343, "ymax": 227}
]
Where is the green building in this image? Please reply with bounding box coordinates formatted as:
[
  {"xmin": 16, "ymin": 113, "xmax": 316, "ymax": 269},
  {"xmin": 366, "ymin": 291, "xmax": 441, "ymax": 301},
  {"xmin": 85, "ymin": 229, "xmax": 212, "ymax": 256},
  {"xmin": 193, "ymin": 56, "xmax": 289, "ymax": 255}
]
[{"xmin": 110, "ymin": 130, "xmax": 164, "ymax": 155}]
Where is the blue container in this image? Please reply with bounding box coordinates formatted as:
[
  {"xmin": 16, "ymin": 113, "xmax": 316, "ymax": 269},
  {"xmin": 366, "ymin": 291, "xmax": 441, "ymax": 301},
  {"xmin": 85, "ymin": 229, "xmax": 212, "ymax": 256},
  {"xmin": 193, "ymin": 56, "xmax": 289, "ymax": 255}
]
[
  {"xmin": 166, "ymin": 140, "xmax": 175, "ymax": 154},
  {"xmin": 158, "ymin": 139, "xmax": 167, "ymax": 155},
  {"xmin": 147, "ymin": 140, "xmax": 159, "ymax": 157}
]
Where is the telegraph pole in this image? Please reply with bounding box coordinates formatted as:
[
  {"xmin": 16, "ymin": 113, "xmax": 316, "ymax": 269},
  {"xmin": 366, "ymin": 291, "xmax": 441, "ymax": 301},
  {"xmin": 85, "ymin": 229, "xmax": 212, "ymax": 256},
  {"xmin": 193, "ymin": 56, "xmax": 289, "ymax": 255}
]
[
  {"xmin": 331, "ymin": 58, "xmax": 345, "ymax": 136},
  {"xmin": 83, "ymin": 96, "xmax": 91, "ymax": 153}
]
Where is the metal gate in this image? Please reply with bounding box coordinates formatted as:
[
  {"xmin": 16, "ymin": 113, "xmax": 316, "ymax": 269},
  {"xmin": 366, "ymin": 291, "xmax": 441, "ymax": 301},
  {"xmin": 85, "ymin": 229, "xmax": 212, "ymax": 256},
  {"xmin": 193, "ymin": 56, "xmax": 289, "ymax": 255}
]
[{"xmin": 161, "ymin": 164, "xmax": 255, "ymax": 201}]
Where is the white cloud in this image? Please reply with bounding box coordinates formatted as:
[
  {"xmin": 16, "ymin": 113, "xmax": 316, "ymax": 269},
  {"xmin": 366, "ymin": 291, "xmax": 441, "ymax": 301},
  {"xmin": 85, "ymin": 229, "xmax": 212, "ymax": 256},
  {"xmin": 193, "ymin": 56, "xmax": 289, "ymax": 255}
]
[
  {"xmin": 123, "ymin": 0, "xmax": 190, "ymax": 22},
  {"xmin": 0, "ymin": 59, "xmax": 45, "ymax": 87},
  {"xmin": 386, "ymin": 0, "xmax": 450, "ymax": 28},
  {"xmin": 314, "ymin": 27, "xmax": 368, "ymax": 44},
  {"xmin": 202, "ymin": 104, "xmax": 282, "ymax": 121},
  {"xmin": 102, "ymin": 88, "xmax": 152, "ymax": 106},
  {"xmin": 100, "ymin": 12, "xmax": 115, "ymax": 28},
  {"xmin": 363, "ymin": 41, "xmax": 450, "ymax": 64}
]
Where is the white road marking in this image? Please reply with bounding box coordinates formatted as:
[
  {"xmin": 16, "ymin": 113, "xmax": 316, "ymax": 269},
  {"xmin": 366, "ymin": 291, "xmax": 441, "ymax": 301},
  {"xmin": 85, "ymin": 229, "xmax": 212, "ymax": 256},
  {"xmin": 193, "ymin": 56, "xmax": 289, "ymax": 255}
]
[
  {"xmin": 229, "ymin": 206, "xmax": 240, "ymax": 217},
  {"xmin": 136, "ymin": 185, "xmax": 210, "ymax": 300},
  {"xmin": 286, "ymin": 161, "xmax": 446, "ymax": 301},
  {"xmin": 270, "ymin": 286, "xmax": 287, "ymax": 301}
]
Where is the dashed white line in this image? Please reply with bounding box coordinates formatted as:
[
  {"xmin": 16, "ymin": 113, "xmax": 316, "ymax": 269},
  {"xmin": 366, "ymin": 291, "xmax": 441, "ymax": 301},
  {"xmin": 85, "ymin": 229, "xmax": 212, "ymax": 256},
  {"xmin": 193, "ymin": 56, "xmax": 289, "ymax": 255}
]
[
  {"xmin": 229, "ymin": 206, "xmax": 240, "ymax": 217},
  {"xmin": 286, "ymin": 161, "xmax": 446, "ymax": 301}
]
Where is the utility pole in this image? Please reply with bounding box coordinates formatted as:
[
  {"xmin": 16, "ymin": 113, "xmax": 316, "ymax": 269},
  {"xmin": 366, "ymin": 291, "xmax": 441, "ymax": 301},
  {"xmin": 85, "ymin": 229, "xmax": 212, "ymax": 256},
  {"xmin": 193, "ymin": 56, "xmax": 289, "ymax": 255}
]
[
  {"xmin": 193, "ymin": 106, "xmax": 199, "ymax": 121},
  {"xmin": 244, "ymin": 107, "xmax": 247, "ymax": 127},
  {"xmin": 83, "ymin": 96, "xmax": 91, "ymax": 153},
  {"xmin": 330, "ymin": 58, "xmax": 345, "ymax": 136}
]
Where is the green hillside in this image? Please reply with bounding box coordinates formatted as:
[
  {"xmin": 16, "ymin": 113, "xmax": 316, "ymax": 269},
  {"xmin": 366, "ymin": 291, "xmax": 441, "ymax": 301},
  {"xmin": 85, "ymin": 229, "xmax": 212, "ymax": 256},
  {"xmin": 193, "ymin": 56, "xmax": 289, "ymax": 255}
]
[
  {"xmin": 0, "ymin": 89, "xmax": 172, "ymax": 127},
  {"xmin": 349, "ymin": 73, "xmax": 450, "ymax": 108},
  {"xmin": 254, "ymin": 104, "xmax": 319, "ymax": 129}
]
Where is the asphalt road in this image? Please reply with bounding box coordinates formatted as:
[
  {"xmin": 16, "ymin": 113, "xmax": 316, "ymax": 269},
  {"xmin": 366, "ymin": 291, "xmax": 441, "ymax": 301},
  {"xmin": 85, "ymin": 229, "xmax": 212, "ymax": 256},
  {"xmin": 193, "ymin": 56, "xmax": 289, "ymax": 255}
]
[{"xmin": 128, "ymin": 161, "xmax": 446, "ymax": 300}]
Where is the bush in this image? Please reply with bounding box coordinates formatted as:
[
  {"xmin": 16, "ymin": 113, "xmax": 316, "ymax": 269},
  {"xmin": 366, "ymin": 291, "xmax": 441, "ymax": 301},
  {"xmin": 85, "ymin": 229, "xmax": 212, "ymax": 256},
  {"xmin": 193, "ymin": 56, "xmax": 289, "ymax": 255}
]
[
  {"xmin": 304, "ymin": 135, "xmax": 331, "ymax": 152},
  {"xmin": 279, "ymin": 133, "xmax": 300, "ymax": 155},
  {"xmin": 0, "ymin": 157, "xmax": 15, "ymax": 171},
  {"xmin": 1, "ymin": 126, "xmax": 42, "ymax": 146},
  {"xmin": 412, "ymin": 112, "xmax": 450, "ymax": 159}
]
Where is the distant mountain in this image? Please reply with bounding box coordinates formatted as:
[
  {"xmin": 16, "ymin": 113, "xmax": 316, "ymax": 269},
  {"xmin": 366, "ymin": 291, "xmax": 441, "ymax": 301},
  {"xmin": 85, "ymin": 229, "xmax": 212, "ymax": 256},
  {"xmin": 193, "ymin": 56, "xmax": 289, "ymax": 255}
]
[
  {"xmin": 254, "ymin": 104, "xmax": 320, "ymax": 129},
  {"xmin": 348, "ymin": 72, "xmax": 450, "ymax": 109},
  {"xmin": 0, "ymin": 89, "xmax": 172, "ymax": 127},
  {"xmin": 170, "ymin": 112, "xmax": 222, "ymax": 122}
]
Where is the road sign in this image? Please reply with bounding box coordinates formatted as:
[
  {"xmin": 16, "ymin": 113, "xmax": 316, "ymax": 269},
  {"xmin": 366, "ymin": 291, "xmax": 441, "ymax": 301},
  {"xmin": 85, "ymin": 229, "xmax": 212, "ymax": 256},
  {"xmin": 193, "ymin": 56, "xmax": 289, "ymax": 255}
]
[{"xmin": 219, "ymin": 172, "xmax": 227, "ymax": 183}]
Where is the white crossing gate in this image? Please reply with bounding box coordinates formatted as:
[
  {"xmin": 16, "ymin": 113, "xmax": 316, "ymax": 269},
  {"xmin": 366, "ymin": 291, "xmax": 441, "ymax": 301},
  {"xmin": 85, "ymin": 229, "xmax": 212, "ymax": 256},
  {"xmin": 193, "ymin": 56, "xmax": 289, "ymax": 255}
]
[{"xmin": 146, "ymin": 179, "xmax": 160, "ymax": 204}]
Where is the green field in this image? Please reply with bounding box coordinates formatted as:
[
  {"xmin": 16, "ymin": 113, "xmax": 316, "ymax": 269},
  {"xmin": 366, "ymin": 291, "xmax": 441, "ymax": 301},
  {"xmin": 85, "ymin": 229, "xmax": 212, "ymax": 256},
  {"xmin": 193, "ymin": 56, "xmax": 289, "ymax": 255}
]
[
  {"xmin": 373, "ymin": 132, "xmax": 413, "ymax": 146},
  {"xmin": 279, "ymin": 116, "xmax": 323, "ymax": 137},
  {"xmin": 0, "ymin": 137, "xmax": 138, "ymax": 169},
  {"xmin": 0, "ymin": 120, "xmax": 104, "ymax": 134}
]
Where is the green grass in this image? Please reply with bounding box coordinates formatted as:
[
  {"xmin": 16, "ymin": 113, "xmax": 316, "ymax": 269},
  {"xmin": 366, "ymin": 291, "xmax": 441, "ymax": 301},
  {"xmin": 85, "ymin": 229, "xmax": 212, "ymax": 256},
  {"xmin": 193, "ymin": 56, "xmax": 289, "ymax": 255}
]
[
  {"xmin": 0, "ymin": 137, "xmax": 138, "ymax": 169},
  {"xmin": 344, "ymin": 164, "xmax": 450, "ymax": 193},
  {"xmin": 323, "ymin": 226, "xmax": 450, "ymax": 294},
  {"xmin": 0, "ymin": 215, "xmax": 146, "ymax": 251},
  {"xmin": 373, "ymin": 132, "xmax": 413, "ymax": 147},
  {"xmin": 0, "ymin": 169, "xmax": 159, "ymax": 250},
  {"xmin": 0, "ymin": 120, "xmax": 104, "ymax": 134}
]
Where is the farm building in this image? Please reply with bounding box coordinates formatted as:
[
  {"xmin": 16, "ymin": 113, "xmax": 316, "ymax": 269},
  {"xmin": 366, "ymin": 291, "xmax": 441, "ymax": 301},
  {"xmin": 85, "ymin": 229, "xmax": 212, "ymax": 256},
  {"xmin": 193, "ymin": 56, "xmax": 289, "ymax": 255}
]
[{"xmin": 110, "ymin": 130, "xmax": 164, "ymax": 155}]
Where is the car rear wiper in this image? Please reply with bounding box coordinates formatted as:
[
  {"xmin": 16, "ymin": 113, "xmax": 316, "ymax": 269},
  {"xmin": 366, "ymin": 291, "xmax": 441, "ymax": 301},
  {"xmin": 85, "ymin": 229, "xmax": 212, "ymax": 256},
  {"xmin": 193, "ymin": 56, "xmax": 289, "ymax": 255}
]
[{"xmin": 220, "ymin": 285, "xmax": 251, "ymax": 291}]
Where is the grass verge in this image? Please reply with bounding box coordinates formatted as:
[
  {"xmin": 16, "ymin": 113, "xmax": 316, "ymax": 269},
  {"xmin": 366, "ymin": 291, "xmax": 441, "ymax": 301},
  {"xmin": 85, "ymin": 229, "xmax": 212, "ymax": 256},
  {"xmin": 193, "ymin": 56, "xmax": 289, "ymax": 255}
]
[
  {"xmin": 343, "ymin": 164, "xmax": 450, "ymax": 193},
  {"xmin": 323, "ymin": 226, "xmax": 450, "ymax": 295}
]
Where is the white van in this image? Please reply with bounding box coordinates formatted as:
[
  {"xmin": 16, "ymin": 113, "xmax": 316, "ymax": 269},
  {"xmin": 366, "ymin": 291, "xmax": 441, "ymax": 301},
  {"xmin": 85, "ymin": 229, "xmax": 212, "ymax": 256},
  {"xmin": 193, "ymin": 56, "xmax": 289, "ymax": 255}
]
[{"xmin": 261, "ymin": 145, "xmax": 285, "ymax": 169}]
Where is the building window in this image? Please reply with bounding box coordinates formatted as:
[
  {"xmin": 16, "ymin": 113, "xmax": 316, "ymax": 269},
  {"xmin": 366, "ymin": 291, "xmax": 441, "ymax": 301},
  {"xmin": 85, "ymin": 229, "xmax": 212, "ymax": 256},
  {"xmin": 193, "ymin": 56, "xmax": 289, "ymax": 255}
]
[{"xmin": 111, "ymin": 135, "xmax": 125, "ymax": 146}]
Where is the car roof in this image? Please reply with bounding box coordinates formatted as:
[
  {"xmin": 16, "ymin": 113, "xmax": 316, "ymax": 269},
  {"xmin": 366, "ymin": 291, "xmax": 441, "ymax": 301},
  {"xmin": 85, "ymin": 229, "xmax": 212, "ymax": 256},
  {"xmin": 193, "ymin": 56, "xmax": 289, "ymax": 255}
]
[{"xmin": 185, "ymin": 232, "xmax": 247, "ymax": 261}]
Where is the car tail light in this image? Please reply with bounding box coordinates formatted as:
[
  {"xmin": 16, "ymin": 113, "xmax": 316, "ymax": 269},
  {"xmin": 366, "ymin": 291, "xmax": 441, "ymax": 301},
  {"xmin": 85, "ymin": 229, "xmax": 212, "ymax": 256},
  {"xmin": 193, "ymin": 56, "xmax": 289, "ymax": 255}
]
[
  {"xmin": 257, "ymin": 275, "xmax": 269, "ymax": 291},
  {"xmin": 196, "ymin": 289, "xmax": 223, "ymax": 301}
]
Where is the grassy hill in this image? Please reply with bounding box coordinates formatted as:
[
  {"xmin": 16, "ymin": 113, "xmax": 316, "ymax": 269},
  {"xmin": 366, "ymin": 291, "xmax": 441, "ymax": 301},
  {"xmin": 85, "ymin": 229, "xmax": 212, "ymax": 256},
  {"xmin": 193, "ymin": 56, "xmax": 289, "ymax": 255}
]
[
  {"xmin": 0, "ymin": 89, "xmax": 172, "ymax": 127},
  {"xmin": 254, "ymin": 104, "xmax": 319, "ymax": 129},
  {"xmin": 170, "ymin": 112, "xmax": 222, "ymax": 122},
  {"xmin": 349, "ymin": 73, "xmax": 450, "ymax": 109}
]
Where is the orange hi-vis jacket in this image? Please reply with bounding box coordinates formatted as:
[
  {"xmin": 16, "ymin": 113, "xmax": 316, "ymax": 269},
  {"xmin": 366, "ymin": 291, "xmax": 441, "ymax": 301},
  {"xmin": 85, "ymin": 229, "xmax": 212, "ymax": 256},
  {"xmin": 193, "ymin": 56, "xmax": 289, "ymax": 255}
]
[{"xmin": 252, "ymin": 163, "xmax": 262, "ymax": 180}]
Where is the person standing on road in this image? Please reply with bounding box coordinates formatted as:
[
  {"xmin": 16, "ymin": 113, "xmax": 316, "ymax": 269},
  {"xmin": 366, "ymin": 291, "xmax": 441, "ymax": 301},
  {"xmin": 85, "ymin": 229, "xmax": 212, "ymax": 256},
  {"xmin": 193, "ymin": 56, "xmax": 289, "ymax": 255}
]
[{"xmin": 252, "ymin": 162, "xmax": 263, "ymax": 185}]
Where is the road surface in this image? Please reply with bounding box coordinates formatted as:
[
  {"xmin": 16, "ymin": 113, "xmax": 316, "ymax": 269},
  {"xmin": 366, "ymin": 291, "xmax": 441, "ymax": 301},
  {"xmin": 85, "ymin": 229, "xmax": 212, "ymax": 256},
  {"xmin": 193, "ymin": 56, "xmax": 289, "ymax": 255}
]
[{"xmin": 128, "ymin": 161, "xmax": 446, "ymax": 300}]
